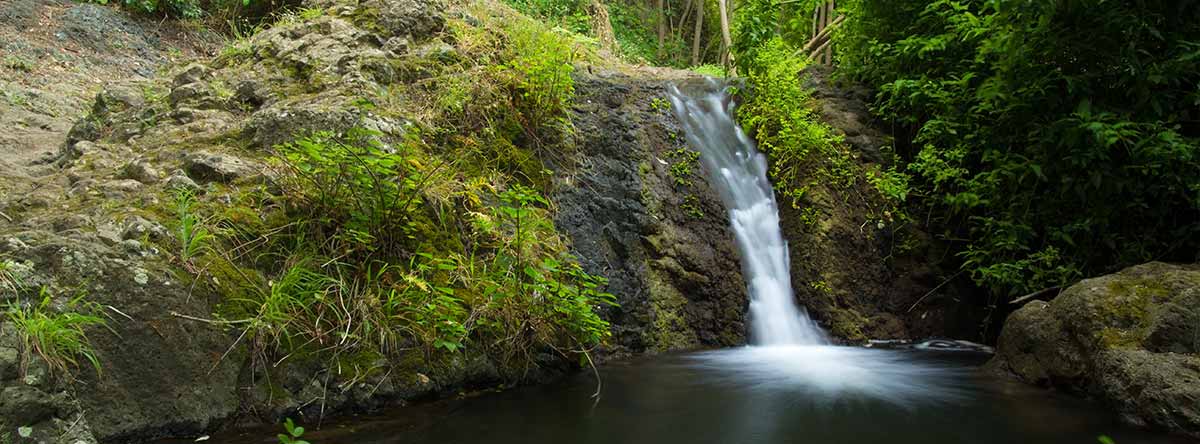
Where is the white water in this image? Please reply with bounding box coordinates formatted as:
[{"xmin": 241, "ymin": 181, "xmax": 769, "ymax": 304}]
[
  {"xmin": 667, "ymin": 79, "xmax": 965, "ymax": 404},
  {"xmin": 667, "ymin": 78, "xmax": 827, "ymax": 346}
]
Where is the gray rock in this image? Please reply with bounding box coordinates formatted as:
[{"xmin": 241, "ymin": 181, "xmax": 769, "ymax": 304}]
[
  {"xmin": 172, "ymin": 63, "xmax": 210, "ymax": 88},
  {"xmin": 122, "ymin": 216, "xmax": 168, "ymax": 241},
  {"xmin": 0, "ymin": 345, "xmax": 18, "ymax": 381},
  {"xmin": 0, "ymin": 385, "xmax": 58, "ymax": 426},
  {"xmin": 101, "ymin": 179, "xmax": 144, "ymax": 197},
  {"xmin": 988, "ymin": 262, "xmax": 1200, "ymax": 437},
  {"xmin": 183, "ymin": 151, "xmax": 254, "ymax": 183},
  {"xmin": 119, "ymin": 160, "xmax": 161, "ymax": 184},
  {"xmin": 96, "ymin": 223, "xmax": 123, "ymax": 246},
  {"xmin": 168, "ymin": 82, "xmax": 213, "ymax": 107},
  {"xmin": 165, "ymin": 169, "xmax": 200, "ymax": 192}
]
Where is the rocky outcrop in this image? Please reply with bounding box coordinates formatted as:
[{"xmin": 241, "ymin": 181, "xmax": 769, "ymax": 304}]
[
  {"xmin": 771, "ymin": 66, "xmax": 964, "ymax": 342},
  {"xmin": 987, "ymin": 262, "xmax": 1200, "ymax": 437},
  {"xmin": 555, "ymin": 74, "xmax": 747, "ymax": 356}
]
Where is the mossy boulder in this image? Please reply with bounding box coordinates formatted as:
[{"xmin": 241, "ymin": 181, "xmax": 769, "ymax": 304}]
[{"xmin": 988, "ymin": 262, "xmax": 1200, "ymax": 437}]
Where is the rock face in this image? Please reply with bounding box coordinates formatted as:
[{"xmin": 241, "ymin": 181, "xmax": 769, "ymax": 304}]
[
  {"xmin": 555, "ymin": 74, "xmax": 747, "ymax": 356},
  {"xmin": 772, "ymin": 66, "xmax": 964, "ymax": 342},
  {"xmin": 987, "ymin": 262, "xmax": 1200, "ymax": 437}
]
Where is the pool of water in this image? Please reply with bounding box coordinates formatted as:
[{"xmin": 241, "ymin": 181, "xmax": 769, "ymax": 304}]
[{"xmin": 192, "ymin": 347, "xmax": 1189, "ymax": 444}]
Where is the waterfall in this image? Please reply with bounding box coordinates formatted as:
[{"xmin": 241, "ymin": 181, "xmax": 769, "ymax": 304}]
[{"xmin": 667, "ymin": 78, "xmax": 827, "ymax": 346}]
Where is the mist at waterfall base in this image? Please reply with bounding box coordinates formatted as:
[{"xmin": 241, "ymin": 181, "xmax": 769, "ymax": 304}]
[{"xmin": 666, "ymin": 78, "xmax": 964, "ymax": 406}]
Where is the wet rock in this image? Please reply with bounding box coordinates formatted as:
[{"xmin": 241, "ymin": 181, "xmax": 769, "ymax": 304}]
[
  {"xmin": 183, "ymin": 151, "xmax": 254, "ymax": 183},
  {"xmin": 0, "ymin": 385, "xmax": 59, "ymax": 426},
  {"xmin": 554, "ymin": 75, "xmax": 747, "ymax": 356},
  {"xmin": 988, "ymin": 262, "xmax": 1200, "ymax": 437}
]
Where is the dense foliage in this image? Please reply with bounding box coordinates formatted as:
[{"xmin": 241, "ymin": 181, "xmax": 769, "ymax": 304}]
[
  {"xmin": 832, "ymin": 0, "xmax": 1200, "ymax": 298},
  {"xmin": 501, "ymin": 0, "xmax": 723, "ymax": 67}
]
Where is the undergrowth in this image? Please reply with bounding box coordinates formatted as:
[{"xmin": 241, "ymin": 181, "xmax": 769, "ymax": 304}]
[
  {"xmin": 3, "ymin": 287, "xmax": 107, "ymax": 380},
  {"xmin": 737, "ymin": 38, "xmax": 864, "ymax": 209}
]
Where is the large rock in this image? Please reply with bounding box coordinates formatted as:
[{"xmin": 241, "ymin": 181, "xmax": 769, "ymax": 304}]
[
  {"xmin": 554, "ymin": 74, "xmax": 747, "ymax": 355},
  {"xmin": 987, "ymin": 262, "xmax": 1200, "ymax": 437}
]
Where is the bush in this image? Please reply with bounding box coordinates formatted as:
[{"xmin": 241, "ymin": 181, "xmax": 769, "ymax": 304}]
[
  {"xmin": 505, "ymin": 18, "xmax": 577, "ymax": 131},
  {"xmin": 737, "ymin": 38, "xmax": 856, "ymax": 206},
  {"xmin": 211, "ymin": 127, "xmax": 613, "ymax": 373},
  {"xmin": 836, "ymin": 0, "xmax": 1200, "ymax": 297}
]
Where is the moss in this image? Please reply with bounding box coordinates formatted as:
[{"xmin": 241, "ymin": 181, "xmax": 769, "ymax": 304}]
[
  {"xmin": 203, "ymin": 252, "xmax": 268, "ymax": 319},
  {"xmin": 1095, "ymin": 277, "xmax": 1164, "ymax": 349},
  {"xmin": 828, "ymin": 307, "xmax": 870, "ymax": 342},
  {"xmin": 644, "ymin": 267, "xmax": 699, "ymax": 351}
]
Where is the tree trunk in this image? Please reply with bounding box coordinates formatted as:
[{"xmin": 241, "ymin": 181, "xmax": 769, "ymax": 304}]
[
  {"xmin": 717, "ymin": 0, "xmax": 734, "ymax": 75},
  {"xmin": 691, "ymin": 0, "xmax": 704, "ymax": 65},
  {"xmin": 589, "ymin": 0, "xmax": 618, "ymax": 54},
  {"xmin": 657, "ymin": 0, "xmax": 667, "ymax": 59}
]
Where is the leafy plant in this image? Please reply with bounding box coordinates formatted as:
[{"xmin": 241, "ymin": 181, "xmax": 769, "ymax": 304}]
[
  {"xmin": 836, "ymin": 0, "xmax": 1200, "ymax": 298},
  {"xmin": 737, "ymin": 38, "xmax": 856, "ymax": 206},
  {"xmin": 277, "ymin": 418, "xmax": 310, "ymax": 444},
  {"xmin": 175, "ymin": 188, "xmax": 212, "ymax": 263},
  {"xmin": 3, "ymin": 288, "xmax": 106, "ymax": 379},
  {"xmin": 506, "ymin": 18, "xmax": 577, "ymax": 131},
  {"xmin": 274, "ymin": 129, "xmax": 430, "ymax": 262}
]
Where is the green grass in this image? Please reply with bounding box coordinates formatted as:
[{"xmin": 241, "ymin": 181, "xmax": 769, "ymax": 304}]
[
  {"xmin": 175, "ymin": 188, "xmax": 212, "ymax": 263},
  {"xmin": 4, "ymin": 288, "xmax": 107, "ymax": 378}
]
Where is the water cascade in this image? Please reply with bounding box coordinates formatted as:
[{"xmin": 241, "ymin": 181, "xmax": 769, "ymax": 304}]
[
  {"xmin": 667, "ymin": 78, "xmax": 962, "ymax": 403},
  {"xmin": 667, "ymin": 78, "xmax": 826, "ymax": 346}
]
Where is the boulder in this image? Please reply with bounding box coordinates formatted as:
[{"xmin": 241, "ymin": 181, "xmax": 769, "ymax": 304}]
[
  {"xmin": 988, "ymin": 262, "xmax": 1200, "ymax": 437},
  {"xmin": 183, "ymin": 151, "xmax": 255, "ymax": 183}
]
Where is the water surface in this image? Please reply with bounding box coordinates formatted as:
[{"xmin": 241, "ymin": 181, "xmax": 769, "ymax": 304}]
[{"xmin": 199, "ymin": 348, "xmax": 1188, "ymax": 444}]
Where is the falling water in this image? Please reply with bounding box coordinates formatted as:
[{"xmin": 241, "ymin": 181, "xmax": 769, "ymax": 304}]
[
  {"xmin": 667, "ymin": 78, "xmax": 967, "ymax": 404},
  {"xmin": 667, "ymin": 78, "xmax": 826, "ymax": 346}
]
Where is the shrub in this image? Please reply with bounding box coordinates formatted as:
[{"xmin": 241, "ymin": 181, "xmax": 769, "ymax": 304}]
[
  {"xmin": 505, "ymin": 18, "xmax": 577, "ymax": 131},
  {"xmin": 737, "ymin": 38, "xmax": 856, "ymax": 206},
  {"xmin": 274, "ymin": 129, "xmax": 430, "ymax": 262}
]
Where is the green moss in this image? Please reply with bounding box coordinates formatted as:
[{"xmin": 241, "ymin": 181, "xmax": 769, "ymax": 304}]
[
  {"xmin": 1095, "ymin": 277, "xmax": 1164, "ymax": 349},
  {"xmin": 828, "ymin": 308, "xmax": 870, "ymax": 342},
  {"xmin": 644, "ymin": 267, "xmax": 699, "ymax": 351}
]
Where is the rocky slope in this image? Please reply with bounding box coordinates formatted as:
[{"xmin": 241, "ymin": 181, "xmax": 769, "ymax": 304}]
[{"xmin": 988, "ymin": 262, "xmax": 1200, "ymax": 437}]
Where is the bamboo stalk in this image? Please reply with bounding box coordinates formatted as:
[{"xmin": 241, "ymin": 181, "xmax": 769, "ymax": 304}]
[
  {"xmin": 824, "ymin": 0, "xmax": 835, "ymax": 64},
  {"xmin": 800, "ymin": 14, "xmax": 844, "ymax": 55},
  {"xmin": 808, "ymin": 38, "xmax": 832, "ymax": 62}
]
